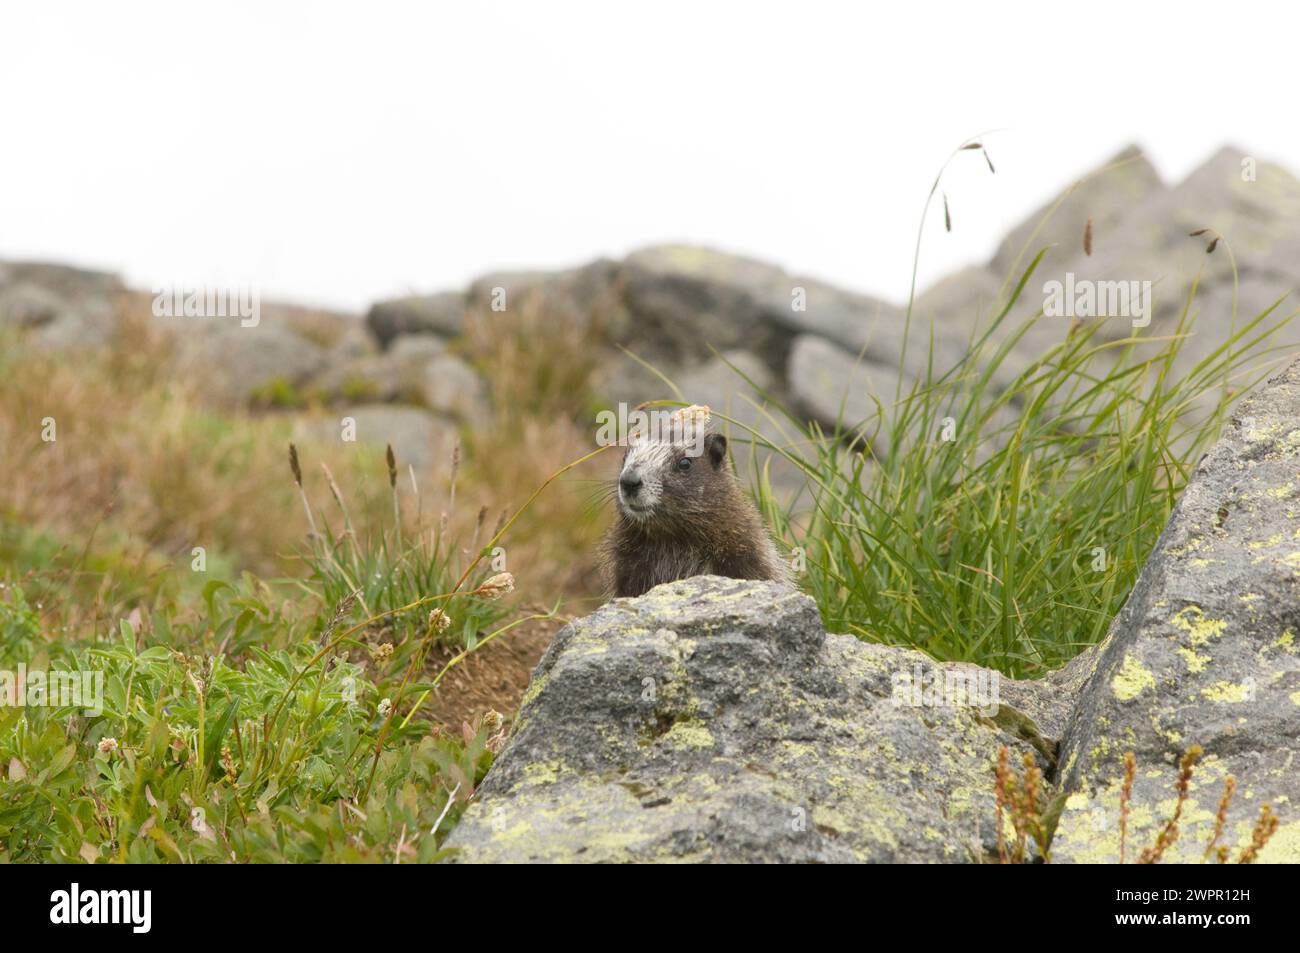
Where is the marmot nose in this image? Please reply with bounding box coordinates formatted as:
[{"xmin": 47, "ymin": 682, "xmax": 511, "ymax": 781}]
[{"xmin": 619, "ymin": 473, "xmax": 643, "ymax": 496}]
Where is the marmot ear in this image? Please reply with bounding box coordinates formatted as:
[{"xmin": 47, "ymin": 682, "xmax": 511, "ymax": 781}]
[{"xmin": 704, "ymin": 432, "xmax": 727, "ymax": 470}]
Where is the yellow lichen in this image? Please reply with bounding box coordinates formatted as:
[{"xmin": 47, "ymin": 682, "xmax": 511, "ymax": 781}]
[
  {"xmin": 1170, "ymin": 606, "xmax": 1227, "ymax": 646},
  {"xmin": 1247, "ymin": 532, "xmax": 1284, "ymax": 550},
  {"xmin": 1201, "ymin": 681, "xmax": 1251, "ymax": 703},
  {"xmin": 523, "ymin": 760, "xmax": 564, "ymax": 786},
  {"xmin": 659, "ymin": 720, "xmax": 715, "ymax": 750},
  {"xmin": 1112, "ymin": 654, "xmax": 1157, "ymax": 701},
  {"xmin": 1177, "ymin": 646, "xmax": 1212, "ymax": 674}
]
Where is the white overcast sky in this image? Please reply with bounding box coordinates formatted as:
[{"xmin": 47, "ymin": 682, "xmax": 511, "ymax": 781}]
[{"xmin": 1, "ymin": 1, "xmax": 1295, "ymax": 313}]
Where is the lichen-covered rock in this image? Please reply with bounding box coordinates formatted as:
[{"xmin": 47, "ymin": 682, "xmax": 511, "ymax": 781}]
[
  {"xmin": 1053, "ymin": 358, "xmax": 1300, "ymax": 863},
  {"xmin": 443, "ymin": 575, "xmax": 1072, "ymax": 863}
]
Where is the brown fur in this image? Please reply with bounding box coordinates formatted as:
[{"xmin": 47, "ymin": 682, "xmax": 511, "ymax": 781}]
[{"xmin": 602, "ymin": 432, "xmax": 791, "ymax": 597}]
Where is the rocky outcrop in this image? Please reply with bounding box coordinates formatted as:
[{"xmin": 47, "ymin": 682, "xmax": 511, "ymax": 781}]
[
  {"xmin": 6, "ymin": 144, "xmax": 1299, "ymax": 496},
  {"xmin": 444, "ymin": 359, "xmax": 1300, "ymax": 863},
  {"xmin": 443, "ymin": 575, "xmax": 1081, "ymax": 863},
  {"xmin": 614, "ymin": 245, "xmax": 932, "ymax": 376},
  {"xmin": 1051, "ymin": 358, "xmax": 1300, "ymax": 864},
  {"xmin": 467, "ymin": 258, "xmax": 618, "ymax": 329},
  {"xmin": 939, "ymin": 144, "xmax": 1300, "ymax": 382},
  {"xmin": 324, "ymin": 148, "xmax": 1300, "ymax": 499},
  {"xmin": 3, "ymin": 143, "xmax": 1297, "ymax": 542}
]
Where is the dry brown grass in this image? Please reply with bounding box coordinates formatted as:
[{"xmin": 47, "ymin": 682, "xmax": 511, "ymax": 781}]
[
  {"xmin": 994, "ymin": 743, "xmax": 1283, "ymax": 864},
  {"xmin": 459, "ymin": 292, "xmax": 610, "ymax": 607},
  {"xmin": 0, "ymin": 302, "xmax": 385, "ymax": 582},
  {"xmin": 2, "ymin": 288, "xmax": 615, "ymax": 720}
]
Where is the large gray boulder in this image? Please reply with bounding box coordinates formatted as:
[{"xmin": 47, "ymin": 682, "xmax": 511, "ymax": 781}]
[
  {"xmin": 911, "ymin": 265, "xmax": 1005, "ymax": 330},
  {"xmin": 364, "ymin": 260, "xmax": 618, "ymax": 351},
  {"xmin": 1052, "ymin": 358, "xmax": 1300, "ymax": 863},
  {"xmin": 616, "ymin": 245, "xmax": 946, "ymax": 375},
  {"xmin": 443, "ymin": 575, "xmax": 1078, "ymax": 863},
  {"xmin": 615, "ymin": 245, "xmax": 795, "ymax": 368},
  {"xmin": 0, "ymin": 282, "xmax": 67, "ymax": 329}
]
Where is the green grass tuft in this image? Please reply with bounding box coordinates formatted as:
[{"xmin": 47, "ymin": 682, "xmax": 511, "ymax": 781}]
[{"xmin": 740, "ymin": 259, "xmax": 1296, "ymax": 676}]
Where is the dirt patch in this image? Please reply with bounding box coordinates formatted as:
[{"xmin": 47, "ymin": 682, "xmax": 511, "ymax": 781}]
[{"xmin": 421, "ymin": 614, "xmax": 567, "ymax": 728}]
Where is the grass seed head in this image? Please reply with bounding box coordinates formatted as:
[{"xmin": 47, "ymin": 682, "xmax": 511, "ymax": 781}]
[{"xmin": 475, "ymin": 572, "xmax": 515, "ymax": 600}]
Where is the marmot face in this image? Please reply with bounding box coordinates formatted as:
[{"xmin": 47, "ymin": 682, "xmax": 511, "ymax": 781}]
[
  {"xmin": 616, "ymin": 431, "xmax": 729, "ymax": 530},
  {"xmin": 603, "ymin": 411, "xmax": 791, "ymax": 597}
]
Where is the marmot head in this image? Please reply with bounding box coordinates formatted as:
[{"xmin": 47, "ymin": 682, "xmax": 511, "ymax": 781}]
[{"xmin": 616, "ymin": 427, "xmax": 731, "ymax": 527}]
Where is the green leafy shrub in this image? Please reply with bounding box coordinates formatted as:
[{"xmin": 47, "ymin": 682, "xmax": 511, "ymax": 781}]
[{"xmin": 0, "ymin": 575, "xmax": 507, "ymax": 862}]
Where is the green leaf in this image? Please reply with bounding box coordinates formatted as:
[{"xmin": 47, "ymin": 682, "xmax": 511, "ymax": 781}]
[
  {"xmin": 203, "ymin": 697, "xmax": 240, "ymax": 779},
  {"xmin": 202, "ymin": 580, "xmax": 233, "ymax": 618},
  {"xmin": 119, "ymin": 619, "xmax": 136, "ymax": 653},
  {"xmin": 44, "ymin": 743, "xmax": 77, "ymax": 780}
]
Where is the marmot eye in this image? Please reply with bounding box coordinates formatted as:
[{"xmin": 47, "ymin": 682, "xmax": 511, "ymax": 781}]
[{"xmin": 676, "ymin": 457, "xmax": 692, "ymax": 472}]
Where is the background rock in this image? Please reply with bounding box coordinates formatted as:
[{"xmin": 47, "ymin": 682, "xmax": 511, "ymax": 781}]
[
  {"xmin": 0, "ymin": 260, "xmax": 123, "ymax": 349},
  {"xmin": 468, "ymin": 258, "xmax": 618, "ymax": 330},
  {"xmin": 615, "ymin": 245, "xmax": 795, "ymax": 369},
  {"xmin": 989, "ymin": 144, "xmax": 1164, "ymax": 280},
  {"xmin": 311, "ymin": 334, "xmax": 488, "ymax": 423},
  {"xmin": 170, "ymin": 322, "xmax": 328, "ymax": 406},
  {"xmin": 366, "ymin": 291, "xmax": 467, "ymax": 347},
  {"xmin": 787, "ymin": 334, "xmax": 897, "ymax": 445}
]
